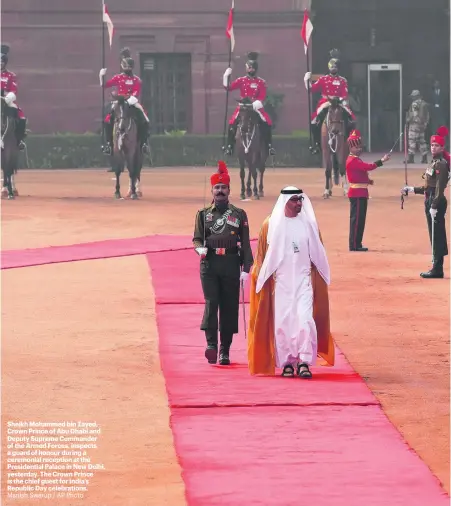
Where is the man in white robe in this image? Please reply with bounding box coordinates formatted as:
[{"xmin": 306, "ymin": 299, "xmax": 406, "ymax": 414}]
[{"xmin": 247, "ymin": 186, "xmax": 334, "ymax": 378}]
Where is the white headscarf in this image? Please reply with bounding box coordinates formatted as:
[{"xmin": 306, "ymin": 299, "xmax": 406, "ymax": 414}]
[{"xmin": 256, "ymin": 186, "xmax": 331, "ymax": 293}]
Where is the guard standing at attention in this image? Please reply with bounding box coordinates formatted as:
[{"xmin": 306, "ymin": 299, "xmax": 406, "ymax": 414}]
[
  {"xmin": 346, "ymin": 130, "xmax": 390, "ymax": 251},
  {"xmin": 402, "ymin": 126, "xmax": 450, "ymax": 278},
  {"xmin": 193, "ymin": 161, "xmax": 254, "ymax": 365}
]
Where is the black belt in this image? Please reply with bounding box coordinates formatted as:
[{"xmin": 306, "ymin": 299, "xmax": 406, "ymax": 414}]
[{"xmin": 207, "ymin": 247, "xmax": 239, "ymax": 256}]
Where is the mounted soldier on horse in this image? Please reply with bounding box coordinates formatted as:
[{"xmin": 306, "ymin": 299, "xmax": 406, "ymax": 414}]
[
  {"xmin": 99, "ymin": 47, "xmax": 150, "ymax": 156},
  {"xmin": 222, "ymin": 52, "xmax": 276, "ymax": 157},
  {"xmin": 304, "ymin": 49, "xmax": 355, "ymax": 154},
  {"xmin": 1, "ymin": 44, "xmax": 26, "ymax": 199},
  {"xmin": 1, "ymin": 44, "xmax": 27, "ymax": 151}
]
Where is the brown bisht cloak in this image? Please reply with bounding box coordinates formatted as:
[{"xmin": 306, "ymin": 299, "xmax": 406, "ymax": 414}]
[{"xmin": 247, "ymin": 216, "xmax": 335, "ymax": 375}]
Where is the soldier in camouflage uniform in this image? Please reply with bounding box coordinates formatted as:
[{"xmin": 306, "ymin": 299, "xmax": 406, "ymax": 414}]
[{"xmin": 406, "ymin": 90, "xmax": 430, "ymax": 164}]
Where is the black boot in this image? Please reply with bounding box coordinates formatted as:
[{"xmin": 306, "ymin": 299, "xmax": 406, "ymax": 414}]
[
  {"xmin": 204, "ymin": 330, "xmax": 218, "ymax": 364},
  {"xmin": 219, "ymin": 345, "xmax": 230, "ymax": 365},
  {"xmin": 140, "ymin": 121, "xmax": 150, "ymax": 154},
  {"xmin": 16, "ymin": 118, "xmax": 27, "ymax": 150},
  {"xmin": 102, "ymin": 121, "xmax": 113, "ymax": 155},
  {"xmin": 223, "ymin": 125, "xmax": 237, "ymax": 156},
  {"xmin": 262, "ymin": 122, "xmax": 276, "ymax": 155},
  {"xmin": 420, "ymin": 257, "xmax": 444, "ymax": 278},
  {"xmin": 310, "ymin": 121, "xmax": 321, "ymax": 154},
  {"xmin": 219, "ymin": 334, "xmax": 232, "ymax": 365}
]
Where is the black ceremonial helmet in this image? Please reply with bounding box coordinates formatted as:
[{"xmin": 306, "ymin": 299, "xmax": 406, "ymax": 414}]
[
  {"xmin": 1, "ymin": 43, "xmax": 10, "ymax": 69},
  {"xmin": 328, "ymin": 48, "xmax": 341, "ymax": 75},
  {"xmin": 246, "ymin": 52, "xmax": 259, "ymax": 77},
  {"xmin": 120, "ymin": 47, "xmax": 134, "ymax": 74}
]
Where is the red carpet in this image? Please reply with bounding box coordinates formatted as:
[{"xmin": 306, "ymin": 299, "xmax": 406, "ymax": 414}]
[
  {"xmin": 151, "ymin": 244, "xmax": 256, "ymax": 304},
  {"xmin": 148, "ymin": 247, "xmax": 449, "ymax": 505},
  {"xmin": 1, "ymin": 234, "xmax": 192, "ymax": 269}
]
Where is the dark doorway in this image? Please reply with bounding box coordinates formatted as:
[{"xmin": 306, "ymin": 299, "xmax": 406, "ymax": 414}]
[{"xmin": 140, "ymin": 53, "xmax": 192, "ymax": 134}]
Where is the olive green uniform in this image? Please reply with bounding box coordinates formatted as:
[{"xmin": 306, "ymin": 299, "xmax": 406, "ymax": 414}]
[
  {"xmin": 193, "ymin": 203, "xmax": 253, "ymax": 352},
  {"xmin": 414, "ymin": 155, "xmax": 449, "ymax": 277}
]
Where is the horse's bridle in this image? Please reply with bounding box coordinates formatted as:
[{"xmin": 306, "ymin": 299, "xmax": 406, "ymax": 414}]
[
  {"xmin": 238, "ymin": 104, "xmax": 256, "ymax": 154},
  {"xmin": 113, "ymin": 100, "xmax": 133, "ymax": 150},
  {"xmin": 325, "ymin": 104, "xmax": 344, "ymax": 154}
]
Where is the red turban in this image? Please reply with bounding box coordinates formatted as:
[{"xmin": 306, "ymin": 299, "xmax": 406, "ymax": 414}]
[
  {"xmin": 430, "ymin": 126, "xmax": 448, "ymax": 148},
  {"xmin": 347, "ymin": 129, "xmax": 362, "ymax": 148},
  {"xmin": 211, "ymin": 160, "xmax": 230, "ymax": 186}
]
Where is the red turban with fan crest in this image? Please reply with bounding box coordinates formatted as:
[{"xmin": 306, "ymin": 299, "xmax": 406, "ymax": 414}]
[{"xmin": 211, "ymin": 160, "xmax": 230, "ymax": 186}]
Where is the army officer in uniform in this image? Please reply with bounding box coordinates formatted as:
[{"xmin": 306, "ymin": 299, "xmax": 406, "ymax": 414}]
[
  {"xmin": 402, "ymin": 126, "xmax": 450, "ymax": 278},
  {"xmin": 193, "ymin": 161, "xmax": 254, "ymax": 365}
]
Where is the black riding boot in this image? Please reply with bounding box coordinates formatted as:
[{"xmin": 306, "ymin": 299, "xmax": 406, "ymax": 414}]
[
  {"xmin": 224, "ymin": 125, "xmax": 237, "ymax": 156},
  {"xmin": 16, "ymin": 118, "xmax": 27, "ymax": 150},
  {"xmin": 310, "ymin": 122, "xmax": 321, "ymax": 153},
  {"xmin": 420, "ymin": 256, "xmax": 444, "ymax": 279},
  {"xmin": 140, "ymin": 121, "xmax": 150, "ymax": 154},
  {"xmin": 204, "ymin": 330, "xmax": 218, "ymax": 364},
  {"xmin": 102, "ymin": 121, "xmax": 114, "ymax": 155},
  {"xmin": 262, "ymin": 122, "xmax": 276, "ymax": 155}
]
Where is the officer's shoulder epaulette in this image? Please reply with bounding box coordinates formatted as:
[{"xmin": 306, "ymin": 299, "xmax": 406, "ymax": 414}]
[{"xmin": 229, "ymin": 203, "xmax": 245, "ymax": 214}]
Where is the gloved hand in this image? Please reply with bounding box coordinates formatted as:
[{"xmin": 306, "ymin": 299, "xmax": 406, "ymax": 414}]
[
  {"xmin": 401, "ymin": 186, "xmax": 414, "ymax": 194},
  {"xmin": 195, "ymin": 247, "xmax": 208, "ymax": 258},
  {"xmin": 252, "ymin": 100, "xmax": 263, "ymax": 111},
  {"xmin": 303, "ymin": 71, "xmax": 311, "ymax": 90},
  {"xmin": 127, "ymin": 96, "xmax": 138, "ymax": 106},
  {"xmin": 240, "ymin": 271, "xmax": 249, "ymax": 283},
  {"xmin": 429, "ymin": 208, "xmax": 438, "ymax": 219},
  {"xmin": 223, "ymin": 67, "xmax": 232, "ymax": 87},
  {"xmin": 99, "ymin": 68, "xmax": 107, "ymax": 86},
  {"xmin": 4, "ymin": 92, "xmax": 16, "ymax": 105}
]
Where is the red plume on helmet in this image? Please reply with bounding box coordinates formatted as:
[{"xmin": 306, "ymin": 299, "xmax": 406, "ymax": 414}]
[{"xmin": 211, "ymin": 160, "xmax": 230, "ymax": 186}]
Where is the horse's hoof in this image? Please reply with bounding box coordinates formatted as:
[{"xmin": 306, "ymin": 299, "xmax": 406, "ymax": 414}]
[
  {"xmin": 126, "ymin": 191, "xmax": 132, "ymax": 198},
  {"xmin": 1, "ymin": 188, "xmax": 8, "ymax": 198},
  {"xmin": 7, "ymin": 194, "xmax": 15, "ymax": 200},
  {"xmin": 246, "ymin": 189, "xmax": 252, "ymax": 198},
  {"xmin": 137, "ymin": 191, "xmax": 143, "ymax": 197},
  {"xmin": 240, "ymin": 193, "xmax": 246, "ymax": 200},
  {"xmin": 13, "ymin": 189, "xmax": 19, "ymax": 197},
  {"xmin": 258, "ymin": 191, "xmax": 264, "ymax": 198},
  {"xmin": 130, "ymin": 193, "xmax": 138, "ymax": 200},
  {"xmin": 323, "ymin": 191, "xmax": 331, "ymax": 199},
  {"xmin": 114, "ymin": 192, "xmax": 121, "ymax": 199},
  {"xmin": 253, "ymin": 194, "xmax": 260, "ymax": 200}
]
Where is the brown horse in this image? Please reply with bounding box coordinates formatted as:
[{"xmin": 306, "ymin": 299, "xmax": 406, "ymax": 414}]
[
  {"xmin": 320, "ymin": 97, "xmax": 349, "ymax": 199},
  {"xmin": 111, "ymin": 96, "xmax": 142, "ymax": 200},
  {"xmin": 1, "ymin": 100, "xmax": 20, "ymax": 199},
  {"xmin": 235, "ymin": 98, "xmax": 267, "ymax": 200}
]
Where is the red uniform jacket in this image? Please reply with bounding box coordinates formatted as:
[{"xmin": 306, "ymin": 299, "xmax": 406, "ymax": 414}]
[
  {"xmin": 1, "ymin": 69, "xmax": 18, "ymax": 95},
  {"xmin": 104, "ymin": 73, "xmax": 142, "ymax": 98},
  {"xmin": 227, "ymin": 75, "xmax": 267, "ymax": 102},
  {"xmin": 310, "ymin": 74, "xmax": 348, "ymax": 99},
  {"xmin": 346, "ymin": 154, "xmax": 383, "ymax": 198}
]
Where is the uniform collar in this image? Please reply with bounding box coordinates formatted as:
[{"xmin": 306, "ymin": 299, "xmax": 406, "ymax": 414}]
[{"xmin": 211, "ymin": 202, "xmax": 230, "ymax": 211}]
